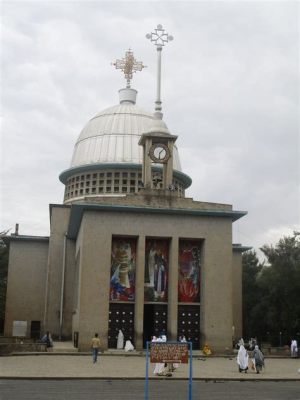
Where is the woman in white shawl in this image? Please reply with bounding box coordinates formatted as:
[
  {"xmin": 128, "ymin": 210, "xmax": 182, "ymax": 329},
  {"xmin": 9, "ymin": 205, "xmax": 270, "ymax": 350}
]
[{"xmin": 237, "ymin": 344, "xmax": 249, "ymax": 373}]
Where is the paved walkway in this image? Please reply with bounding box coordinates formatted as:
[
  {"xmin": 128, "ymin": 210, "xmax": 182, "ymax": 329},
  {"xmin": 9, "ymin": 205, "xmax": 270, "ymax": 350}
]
[{"xmin": 1, "ymin": 353, "xmax": 300, "ymax": 380}]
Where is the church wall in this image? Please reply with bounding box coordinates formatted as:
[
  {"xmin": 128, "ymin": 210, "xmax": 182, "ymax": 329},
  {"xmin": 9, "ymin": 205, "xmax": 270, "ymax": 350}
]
[
  {"xmin": 4, "ymin": 239, "xmax": 48, "ymax": 337},
  {"xmin": 75, "ymin": 209, "xmax": 233, "ymax": 352},
  {"xmin": 61, "ymin": 238, "xmax": 76, "ymax": 339},
  {"xmin": 232, "ymin": 251, "xmax": 243, "ymax": 342},
  {"xmin": 76, "ymin": 215, "xmax": 111, "ymax": 350},
  {"xmin": 44, "ymin": 206, "xmax": 71, "ymax": 338},
  {"xmin": 200, "ymin": 219, "xmax": 233, "ymax": 351}
]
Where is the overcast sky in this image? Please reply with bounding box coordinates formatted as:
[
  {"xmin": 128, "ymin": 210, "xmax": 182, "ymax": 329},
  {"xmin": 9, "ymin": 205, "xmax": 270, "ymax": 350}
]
[{"xmin": 1, "ymin": 0, "xmax": 299, "ymax": 259}]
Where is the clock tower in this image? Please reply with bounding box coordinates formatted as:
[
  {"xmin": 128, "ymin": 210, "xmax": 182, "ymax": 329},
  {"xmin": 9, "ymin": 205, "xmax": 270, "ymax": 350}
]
[
  {"xmin": 139, "ymin": 119, "xmax": 177, "ymax": 190},
  {"xmin": 139, "ymin": 24, "xmax": 178, "ymax": 191}
]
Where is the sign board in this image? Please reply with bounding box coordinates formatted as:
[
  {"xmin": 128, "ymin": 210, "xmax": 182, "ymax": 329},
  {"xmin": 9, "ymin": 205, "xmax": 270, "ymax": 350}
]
[
  {"xmin": 12, "ymin": 320, "xmax": 27, "ymax": 337},
  {"xmin": 150, "ymin": 343, "xmax": 189, "ymax": 364}
]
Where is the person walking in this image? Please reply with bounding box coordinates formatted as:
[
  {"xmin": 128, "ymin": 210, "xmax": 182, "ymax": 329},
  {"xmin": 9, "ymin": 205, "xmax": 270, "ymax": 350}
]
[
  {"xmin": 237, "ymin": 342, "xmax": 249, "ymax": 373},
  {"xmin": 253, "ymin": 345, "xmax": 265, "ymax": 374},
  {"xmin": 91, "ymin": 333, "xmax": 101, "ymax": 363},
  {"xmin": 291, "ymin": 339, "xmax": 298, "ymax": 358},
  {"xmin": 41, "ymin": 331, "xmax": 53, "ymax": 351}
]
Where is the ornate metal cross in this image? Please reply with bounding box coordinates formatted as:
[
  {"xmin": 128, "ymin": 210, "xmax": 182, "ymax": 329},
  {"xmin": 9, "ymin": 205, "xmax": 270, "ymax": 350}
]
[
  {"xmin": 146, "ymin": 24, "xmax": 173, "ymax": 116},
  {"xmin": 146, "ymin": 24, "xmax": 173, "ymax": 49},
  {"xmin": 112, "ymin": 49, "xmax": 146, "ymax": 88}
]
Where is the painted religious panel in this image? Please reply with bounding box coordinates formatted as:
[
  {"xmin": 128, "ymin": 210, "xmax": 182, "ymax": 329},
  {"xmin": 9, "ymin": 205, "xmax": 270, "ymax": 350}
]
[
  {"xmin": 178, "ymin": 240, "xmax": 201, "ymax": 303},
  {"xmin": 110, "ymin": 237, "xmax": 136, "ymax": 301},
  {"xmin": 144, "ymin": 239, "xmax": 169, "ymax": 302}
]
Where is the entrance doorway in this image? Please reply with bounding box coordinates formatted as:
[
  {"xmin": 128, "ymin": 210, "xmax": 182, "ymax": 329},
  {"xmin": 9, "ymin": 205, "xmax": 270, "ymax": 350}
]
[
  {"xmin": 143, "ymin": 304, "xmax": 167, "ymax": 348},
  {"xmin": 30, "ymin": 321, "xmax": 41, "ymax": 340},
  {"xmin": 108, "ymin": 303, "xmax": 134, "ymax": 348}
]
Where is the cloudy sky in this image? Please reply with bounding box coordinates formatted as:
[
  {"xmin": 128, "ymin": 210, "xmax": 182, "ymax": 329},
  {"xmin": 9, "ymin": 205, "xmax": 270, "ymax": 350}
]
[{"xmin": 1, "ymin": 0, "xmax": 299, "ymax": 259}]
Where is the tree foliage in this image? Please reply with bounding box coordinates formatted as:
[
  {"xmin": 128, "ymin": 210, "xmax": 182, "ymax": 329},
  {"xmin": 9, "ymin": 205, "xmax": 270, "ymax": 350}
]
[
  {"xmin": 0, "ymin": 231, "xmax": 10, "ymax": 334},
  {"xmin": 242, "ymin": 232, "xmax": 300, "ymax": 346}
]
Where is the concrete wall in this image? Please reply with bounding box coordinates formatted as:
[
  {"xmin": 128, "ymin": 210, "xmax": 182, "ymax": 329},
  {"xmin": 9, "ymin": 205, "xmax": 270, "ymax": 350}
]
[
  {"xmin": 44, "ymin": 206, "xmax": 73, "ymax": 338},
  {"xmin": 4, "ymin": 239, "xmax": 48, "ymax": 337},
  {"xmin": 232, "ymin": 251, "xmax": 243, "ymax": 341},
  {"xmin": 76, "ymin": 209, "xmax": 233, "ymax": 352}
]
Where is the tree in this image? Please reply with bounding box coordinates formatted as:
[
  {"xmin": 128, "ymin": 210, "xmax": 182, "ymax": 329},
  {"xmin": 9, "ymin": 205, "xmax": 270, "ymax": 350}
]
[
  {"xmin": 242, "ymin": 232, "xmax": 300, "ymax": 346},
  {"xmin": 242, "ymin": 250, "xmax": 263, "ymax": 340},
  {"xmin": 259, "ymin": 232, "xmax": 300, "ymax": 345},
  {"xmin": 0, "ymin": 230, "xmax": 10, "ymax": 335}
]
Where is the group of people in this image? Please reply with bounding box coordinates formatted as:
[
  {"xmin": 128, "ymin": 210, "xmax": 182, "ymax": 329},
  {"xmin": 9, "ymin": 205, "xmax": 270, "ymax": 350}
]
[{"xmin": 237, "ymin": 338, "xmax": 265, "ymax": 374}]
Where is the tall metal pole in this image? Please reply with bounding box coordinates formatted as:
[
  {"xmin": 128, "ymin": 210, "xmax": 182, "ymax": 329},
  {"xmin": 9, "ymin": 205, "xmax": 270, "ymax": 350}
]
[{"xmin": 156, "ymin": 47, "xmax": 162, "ymax": 113}]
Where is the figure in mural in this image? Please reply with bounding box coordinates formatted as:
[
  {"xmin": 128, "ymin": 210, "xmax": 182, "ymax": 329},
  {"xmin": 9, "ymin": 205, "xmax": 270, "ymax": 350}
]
[
  {"xmin": 110, "ymin": 239, "xmax": 136, "ymax": 301},
  {"xmin": 144, "ymin": 240, "xmax": 168, "ymax": 302},
  {"xmin": 178, "ymin": 241, "xmax": 201, "ymax": 302},
  {"xmin": 145, "ymin": 242, "xmax": 156, "ymax": 288},
  {"xmin": 154, "ymin": 247, "xmax": 167, "ymax": 300}
]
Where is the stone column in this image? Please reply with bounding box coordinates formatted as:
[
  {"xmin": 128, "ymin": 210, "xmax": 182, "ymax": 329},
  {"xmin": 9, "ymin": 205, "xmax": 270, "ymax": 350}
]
[
  {"xmin": 135, "ymin": 235, "xmax": 145, "ymax": 350},
  {"xmin": 168, "ymin": 237, "xmax": 178, "ymax": 340}
]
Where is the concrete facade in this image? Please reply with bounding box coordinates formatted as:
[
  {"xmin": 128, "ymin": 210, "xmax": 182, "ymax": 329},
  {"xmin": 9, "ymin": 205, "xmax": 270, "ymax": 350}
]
[
  {"xmin": 4, "ymin": 190, "xmax": 248, "ymax": 352},
  {"xmin": 4, "ymin": 237, "xmax": 49, "ymax": 338}
]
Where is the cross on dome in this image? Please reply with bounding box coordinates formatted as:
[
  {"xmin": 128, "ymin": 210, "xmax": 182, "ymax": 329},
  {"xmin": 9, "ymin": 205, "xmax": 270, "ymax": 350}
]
[{"xmin": 112, "ymin": 49, "xmax": 146, "ymax": 88}]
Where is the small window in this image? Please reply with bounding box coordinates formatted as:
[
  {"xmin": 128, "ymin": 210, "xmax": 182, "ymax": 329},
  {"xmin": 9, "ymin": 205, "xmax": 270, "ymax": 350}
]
[
  {"xmin": 106, "ymin": 187, "xmax": 111, "ymax": 192},
  {"xmin": 130, "ymin": 180, "xmax": 135, "ymax": 185},
  {"xmin": 130, "ymin": 173, "xmax": 135, "ymax": 177},
  {"xmin": 122, "ymin": 187, "xmax": 127, "ymax": 192},
  {"xmin": 93, "ymin": 173, "xmax": 97, "ymax": 178},
  {"xmin": 107, "ymin": 180, "xmax": 111, "ymax": 184},
  {"xmin": 107, "ymin": 172, "xmax": 112, "ymax": 177},
  {"xmin": 100, "ymin": 173, "xmax": 104, "ymax": 178},
  {"xmin": 114, "ymin": 187, "xmax": 119, "ymax": 192},
  {"xmin": 122, "ymin": 179, "xmax": 127, "ymax": 184}
]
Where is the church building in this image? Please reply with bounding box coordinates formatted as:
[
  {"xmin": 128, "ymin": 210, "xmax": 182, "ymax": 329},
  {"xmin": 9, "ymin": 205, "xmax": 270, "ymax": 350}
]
[{"xmin": 4, "ymin": 25, "xmax": 249, "ymax": 352}]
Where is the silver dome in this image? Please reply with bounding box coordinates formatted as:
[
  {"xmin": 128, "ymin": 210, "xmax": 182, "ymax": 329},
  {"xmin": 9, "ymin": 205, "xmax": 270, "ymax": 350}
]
[{"xmin": 70, "ymin": 88, "xmax": 182, "ymax": 171}]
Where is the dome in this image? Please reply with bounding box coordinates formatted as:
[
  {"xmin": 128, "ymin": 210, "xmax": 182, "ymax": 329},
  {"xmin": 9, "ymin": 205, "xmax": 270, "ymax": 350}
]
[
  {"xmin": 69, "ymin": 90, "xmax": 182, "ymax": 171},
  {"xmin": 59, "ymin": 88, "xmax": 192, "ymax": 203}
]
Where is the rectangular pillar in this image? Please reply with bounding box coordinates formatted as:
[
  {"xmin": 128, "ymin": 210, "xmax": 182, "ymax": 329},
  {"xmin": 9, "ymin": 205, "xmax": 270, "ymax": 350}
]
[
  {"xmin": 168, "ymin": 237, "xmax": 178, "ymax": 340},
  {"xmin": 134, "ymin": 235, "xmax": 145, "ymax": 350}
]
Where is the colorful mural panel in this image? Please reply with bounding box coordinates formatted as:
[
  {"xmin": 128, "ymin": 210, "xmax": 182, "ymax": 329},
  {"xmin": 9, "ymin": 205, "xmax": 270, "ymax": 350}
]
[
  {"xmin": 144, "ymin": 239, "xmax": 169, "ymax": 302},
  {"xmin": 110, "ymin": 238, "xmax": 136, "ymax": 301},
  {"xmin": 178, "ymin": 240, "xmax": 201, "ymax": 302}
]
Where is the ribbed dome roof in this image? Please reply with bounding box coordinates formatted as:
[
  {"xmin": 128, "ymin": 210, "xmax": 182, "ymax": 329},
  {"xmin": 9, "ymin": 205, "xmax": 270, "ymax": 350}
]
[{"xmin": 69, "ymin": 88, "xmax": 182, "ymax": 171}]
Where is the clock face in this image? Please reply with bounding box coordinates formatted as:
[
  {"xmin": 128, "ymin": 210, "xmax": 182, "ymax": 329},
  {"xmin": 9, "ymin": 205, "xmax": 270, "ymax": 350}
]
[{"xmin": 149, "ymin": 143, "xmax": 170, "ymax": 163}]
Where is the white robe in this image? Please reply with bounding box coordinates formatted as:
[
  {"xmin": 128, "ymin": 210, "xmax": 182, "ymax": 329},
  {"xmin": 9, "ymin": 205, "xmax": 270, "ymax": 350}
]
[
  {"xmin": 237, "ymin": 345, "xmax": 249, "ymax": 370},
  {"xmin": 117, "ymin": 330, "xmax": 124, "ymax": 349},
  {"xmin": 153, "ymin": 337, "xmax": 165, "ymax": 375}
]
